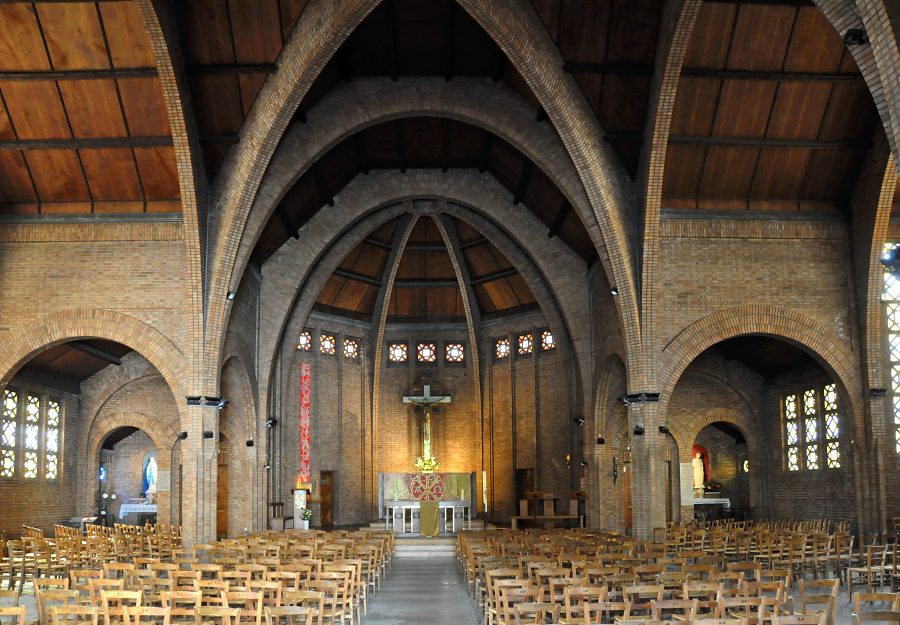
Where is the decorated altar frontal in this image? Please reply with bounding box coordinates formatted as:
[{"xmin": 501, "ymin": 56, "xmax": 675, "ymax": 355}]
[{"xmin": 380, "ymin": 472, "xmax": 475, "ymax": 536}]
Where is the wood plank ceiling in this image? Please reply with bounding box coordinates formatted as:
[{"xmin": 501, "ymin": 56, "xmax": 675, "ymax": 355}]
[
  {"xmin": 663, "ymin": 2, "xmax": 879, "ymax": 212},
  {"xmin": 0, "ymin": 2, "xmax": 179, "ymax": 215},
  {"xmin": 314, "ymin": 216, "xmax": 538, "ymax": 322},
  {"xmin": 21, "ymin": 339, "xmax": 132, "ymax": 386}
]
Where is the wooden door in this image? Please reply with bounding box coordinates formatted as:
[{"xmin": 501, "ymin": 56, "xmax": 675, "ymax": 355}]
[
  {"xmin": 623, "ymin": 465, "xmax": 632, "ymax": 534},
  {"xmin": 216, "ymin": 451, "xmax": 228, "ymax": 538},
  {"xmin": 665, "ymin": 460, "xmax": 673, "ymax": 523},
  {"xmin": 320, "ymin": 471, "xmax": 334, "ymax": 527}
]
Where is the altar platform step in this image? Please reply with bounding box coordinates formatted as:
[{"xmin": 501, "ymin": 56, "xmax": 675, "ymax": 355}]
[{"xmin": 394, "ymin": 537, "xmax": 456, "ymax": 558}]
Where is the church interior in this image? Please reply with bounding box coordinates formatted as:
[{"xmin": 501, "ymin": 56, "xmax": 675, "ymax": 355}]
[{"xmin": 0, "ymin": 0, "xmax": 899, "ymax": 623}]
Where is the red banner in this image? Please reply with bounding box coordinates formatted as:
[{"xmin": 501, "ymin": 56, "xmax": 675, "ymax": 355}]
[{"xmin": 299, "ymin": 362, "xmax": 312, "ymax": 485}]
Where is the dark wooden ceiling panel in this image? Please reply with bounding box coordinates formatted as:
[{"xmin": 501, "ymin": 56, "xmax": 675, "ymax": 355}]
[
  {"xmin": 1, "ymin": 81, "xmax": 72, "ymax": 139},
  {"xmin": 0, "ymin": 151, "xmax": 36, "ymax": 203},
  {"xmin": 711, "ymin": 81, "xmax": 777, "ymax": 138},
  {"xmin": 698, "ymin": 146, "xmax": 758, "ymax": 200},
  {"xmin": 36, "ymin": 3, "xmax": 111, "ymax": 70},
  {"xmin": 133, "ymin": 147, "xmax": 180, "ymax": 200},
  {"xmin": 24, "ymin": 339, "xmax": 132, "ymax": 385},
  {"xmin": 279, "ymin": 0, "xmax": 309, "ymax": 40},
  {"xmin": 765, "ymin": 83, "xmax": 832, "ymax": 140},
  {"xmin": 749, "ymin": 149, "xmax": 812, "ymax": 201},
  {"xmin": 818, "ymin": 82, "xmax": 878, "ymax": 140},
  {"xmin": 183, "ymin": 0, "xmax": 236, "ymax": 65},
  {"xmin": 81, "ymin": 149, "xmax": 143, "ymax": 202},
  {"xmin": 100, "ymin": 2, "xmax": 156, "ymax": 68},
  {"xmin": 801, "ymin": 149, "xmax": 864, "ymax": 203},
  {"xmin": 682, "ymin": 3, "xmax": 736, "ymax": 68},
  {"xmin": 191, "ymin": 75, "xmax": 244, "ymax": 136},
  {"xmin": 24, "ymin": 150, "xmax": 90, "ymax": 202},
  {"xmin": 229, "ymin": 0, "xmax": 282, "ymax": 63},
  {"xmin": 0, "ymin": 5, "xmax": 51, "ymax": 71},
  {"xmin": 782, "ymin": 7, "xmax": 844, "ymax": 73},
  {"xmin": 506, "ymin": 274, "xmax": 536, "ymax": 306},
  {"xmin": 662, "ymin": 144, "xmax": 704, "ymax": 200},
  {"xmin": 726, "ymin": 5, "xmax": 796, "ymax": 71},
  {"xmin": 59, "ymin": 80, "xmax": 128, "ymax": 138},
  {"xmin": 669, "ymin": 77, "xmax": 718, "ymax": 136},
  {"xmin": 118, "ymin": 78, "xmax": 171, "ymax": 136}
]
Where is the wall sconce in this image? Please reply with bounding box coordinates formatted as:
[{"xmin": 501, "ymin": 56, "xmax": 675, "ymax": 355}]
[{"xmin": 633, "ymin": 425, "xmax": 645, "ymax": 436}]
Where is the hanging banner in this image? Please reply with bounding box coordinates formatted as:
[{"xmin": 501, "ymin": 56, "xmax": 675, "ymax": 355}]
[{"xmin": 298, "ymin": 362, "xmax": 312, "ymax": 487}]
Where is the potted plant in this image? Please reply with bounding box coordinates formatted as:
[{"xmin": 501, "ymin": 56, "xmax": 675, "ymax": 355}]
[{"xmin": 298, "ymin": 507, "xmax": 312, "ymax": 530}]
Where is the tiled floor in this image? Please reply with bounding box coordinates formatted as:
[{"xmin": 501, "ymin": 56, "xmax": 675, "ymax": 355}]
[{"xmin": 365, "ymin": 557, "xmax": 478, "ymax": 625}]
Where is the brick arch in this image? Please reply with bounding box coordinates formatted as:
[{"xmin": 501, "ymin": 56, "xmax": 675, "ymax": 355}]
[
  {"xmin": 658, "ymin": 306, "xmax": 864, "ymax": 437},
  {"xmin": 258, "ymin": 170, "xmax": 593, "ymax": 431},
  {"xmin": 0, "ymin": 309, "xmax": 189, "ymax": 412},
  {"xmin": 669, "ymin": 406, "xmax": 758, "ymax": 464},
  {"xmin": 208, "ymin": 77, "xmax": 602, "ymax": 391},
  {"xmin": 219, "ymin": 356, "xmax": 257, "ymax": 446},
  {"xmin": 590, "ymin": 355, "xmax": 628, "ymax": 526},
  {"xmin": 85, "ymin": 413, "xmax": 177, "ymax": 524},
  {"xmin": 219, "ymin": 356, "xmax": 258, "ymax": 535}
]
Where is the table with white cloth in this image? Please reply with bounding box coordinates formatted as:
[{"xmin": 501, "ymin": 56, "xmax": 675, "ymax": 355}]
[
  {"xmin": 118, "ymin": 503, "xmax": 157, "ymax": 519},
  {"xmin": 385, "ymin": 500, "xmax": 471, "ymax": 533}
]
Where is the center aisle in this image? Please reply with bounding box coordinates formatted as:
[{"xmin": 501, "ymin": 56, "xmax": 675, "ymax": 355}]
[{"xmin": 365, "ymin": 556, "xmax": 479, "ymax": 625}]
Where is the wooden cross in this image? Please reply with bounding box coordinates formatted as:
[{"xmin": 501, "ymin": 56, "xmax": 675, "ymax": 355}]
[{"xmin": 402, "ymin": 384, "xmax": 451, "ymax": 460}]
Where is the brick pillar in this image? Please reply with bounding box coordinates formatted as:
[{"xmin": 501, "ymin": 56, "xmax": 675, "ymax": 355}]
[
  {"xmin": 629, "ymin": 402, "xmax": 667, "ymax": 540},
  {"xmin": 180, "ymin": 404, "xmax": 218, "ymax": 546}
]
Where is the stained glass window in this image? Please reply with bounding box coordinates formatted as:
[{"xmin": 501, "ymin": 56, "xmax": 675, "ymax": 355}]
[
  {"xmin": 297, "ymin": 330, "xmax": 312, "ymax": 351},
  {"xmin": 742, "ymin": 460, "xmax": 749, "ymax": 473},
  {"xmin": 45, "ymin": 400, "xmax": 60, "ymax": 480},
  {"xmin": 445, "ymin": 343, "xmax": 464, "ymax": 363},
  {"xmin": 806, "ymin": 445, "xmax": 819, "ymax": 470},
  {"xmin": 884, "ymin": 247, "xmax": 900, "ymax": 454},
  {"xmin": 388, "ymin": 343, "xmax": 408, "ymax": 363},
  {"xmin": 495, "ymin": 338, "xmax": 510, "ymax": 360},
  {"xmin": 823, "ymin": 383, "xmax": 841, "ymax": 468},
  {"xmin": 416, "ymin": 343, "xmax": 437, "ymax": 363},
  {"xmin": 23, "ymin": 395, "xmax": 40, "ymax": 479},
  {"xmin": 784, "ymin": 394, "xmax": 799, "ymax": 472},
  {"xmin": 517, "ymin": 334, "xmax": 533, "ymax": 356},
  {"xmin": 1, "ymin": 390, "xmax": 17, "ymax": 478},
  {"xmin": 320, "ymin": 334, "xmax": 336, "ymax": 355},
  {"xmin": 540, "ymin": 330, "xmax": 556, "ymax": 351},
  {"xmin": 343, "ymin": 339, "xmax": 359, "ymax": 360}
]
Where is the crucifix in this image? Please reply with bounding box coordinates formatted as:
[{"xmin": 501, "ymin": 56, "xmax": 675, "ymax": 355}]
[{"xmin": 402, "ymin": 384, "xmax": 452, "ymax": 461}]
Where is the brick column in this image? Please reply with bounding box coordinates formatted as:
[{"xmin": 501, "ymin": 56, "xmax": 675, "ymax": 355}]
[
  {"xmin": 179, "ymin": 404, "xmax": 218, "ymax": 546},
  {"xmin": 628, "ymin": 402, "xmax": 667, "ymax": 540}
]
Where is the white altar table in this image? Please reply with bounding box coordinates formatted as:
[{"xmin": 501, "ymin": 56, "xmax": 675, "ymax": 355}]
[
  {"xmin": 385, "ymin": 500, "xmax": 471, "ymax": 533},
  {"xmin": 692, "ymin": 497, "xmax": 730, "ymax": 509},
  {"xmin": 118, "ymin": 503, "xmax": 157, "ymax": 519}
]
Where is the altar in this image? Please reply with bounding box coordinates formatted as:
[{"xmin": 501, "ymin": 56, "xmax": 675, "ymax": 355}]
[
  {"xmin": 380, "ymin": 472, "xmax": 476, "ymax": 535},
  {"xmin": 118, "ymin": 503, "xmax": 157, "ymax": 520}
]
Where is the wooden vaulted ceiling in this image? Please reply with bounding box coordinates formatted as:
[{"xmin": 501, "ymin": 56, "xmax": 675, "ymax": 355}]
[
  {"xmin": 663, "ymin": 3, "xmax": 880, "ymax": 212},
  {"xmin": 0, "ymin": 2, "xmax": 179, "ymax": 215},
  {"xmin": 21, "ymin": 339, "xmax": 132, "ymax": 386},
  {"xmin": 313, "ymin": 217, "xmax": 538, "ymax": 322}
]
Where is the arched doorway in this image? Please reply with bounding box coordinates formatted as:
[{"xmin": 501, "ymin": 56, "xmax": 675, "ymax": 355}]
[
  {"xmin": 98, "ymin": 426, "xmax": 159, "ymax": 525},
  {"xmin": 692, "ymin": 422, "xmax": 750, "ymax": 521}
]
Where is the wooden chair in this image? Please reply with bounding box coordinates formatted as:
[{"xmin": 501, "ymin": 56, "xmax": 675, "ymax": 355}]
[
  {"xmin": 852, "ymin": 593, "xmax": 900, "ymax": 625},
  {"xmin": 790, "ymin": 579, "xmax": 838, "ymax": 625},
  {"xmin": 127, "ymin": 607, "xmax": 171, "ymax": 625},
  {"xmin": 651, "ymin": 598, "xmax": 699, "ymax": 621},
  {"xmin": 161, "ymin": 590, "xmax": 202, "ymax": 624},
  {"xmin": 222, "ymin": 592, "xmax": 263, "ymax": 625},
  {"xmin": 193, "ymin": 607, "xmax": 240, "ymax": 625},
  {"xmin": 511, "ymin": 601, "xmax": 559, "ymax": 624},
  {"xmin": 0, "ymin": 606, "xmax": 26, "ymax": 625},
  {"xmin": 0, "ymin": 591, "xmax": 17, "ymax": 609},
  {"xmin": 774, "ymin": 613, "xmax": 828, "ymax": 625},
  {"xmin": 279, "ymin": 592, "xmax": 323, "ymax": 625},
  {"xmin": 194, "ymin": 580, "xmax": 230, "ymax": 608},
  {"xmin": 38, "ymin": 590, "xmax": 79, "ymax": 625},
  {"xmin": 49, "ymin": 606, "xmax": 100, "ymax": 625},
  {"xmin": 263, "ymin": 607, "xmax": 313, "ymax": 625},
  {"xmin": 100, "ymin": 589, "xmax": 142, "ymax": 625},
  {"xmin": 848, "ymin": 546, "xmax": 889, "ymax": 599},
  {"xmin": 582, "ymin": 600, "xmax": 632, "ymax": 623}
]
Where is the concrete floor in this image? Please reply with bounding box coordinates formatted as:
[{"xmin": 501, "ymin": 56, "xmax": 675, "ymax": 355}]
[{"xmin": 366, "ymin": 557, "xmax": 478, "ymax": 625}]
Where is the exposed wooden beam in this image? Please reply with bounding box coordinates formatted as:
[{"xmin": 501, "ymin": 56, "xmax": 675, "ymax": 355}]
[
  {"xmin": 334, "ymin": 268, "xmax": 382, "ymax": 286},
  {"xmin": 460, "ymin": 237, "xmax": 488, "ymax": 250},
  {"xmin": 547, "ymin": 201, "xmax": 572, "ymax": 239},
  {"xmin": 669, "ymin": 136, "xmax": 870, "ymax": 149},
  {"xmin": 275, "ymin": 205, "xmax": 300, "ymax": 239},
  {"xmin": 563, "ymin": 62, "xmax": 654, "ymax": 75},
  {"xmin": 406, "ymin": 243, "xmax": 447, "ymax": 252},
  {"xmin": 470, "ymin": 267, "xmax": 518, "ymax": 286},
  {"xmin": 69, "ymin": 341, "xmax": 122, "ymax": 366},
  {"xmin": 311, "ymin": 163, "xmax": 335, "ymax": 207},
  {"xmin": 364, "ymin": 237, "xmax": 393, "ymax": 250},
  {"xmin": 479, "ymin": 131, "xmax": 492, "ymax": 173},
  {"xmin": 0, "ymin": 68, "xmax": 157, "ymax": 81},
  {"xmin": 188, "ymin": 63, "xmax": 276, "ymax": 75},
  {"xmin": 512, "ymin": 160, "xmax": 534, "ymax": 205},
  {"xmin": 14, "ymin": 366, "xmax": 82, "ymax": 396},
  {"xmin": 395, "ymin": 278, "xmax": 458, "ymax": 288},
  {"xmin": 0, "ymin": 136, "xmax": 172, "ymax": 150},
  {"xmin": 682, "ymin": 67, "xmax": 862, "ymax": 83}
]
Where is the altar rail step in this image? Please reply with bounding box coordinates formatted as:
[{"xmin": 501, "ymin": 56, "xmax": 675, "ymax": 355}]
[{"xmin": 394, "ymin": 537, "xmax": 457, "ymax": 558}]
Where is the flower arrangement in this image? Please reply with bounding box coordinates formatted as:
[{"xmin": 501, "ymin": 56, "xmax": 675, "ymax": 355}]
[
  {"xmin": 414, "ymin": 455, "xmax": 439, "ymax": 473},
  {"xmin": 704, "ymin": 480, "xmax": 722, "ymax": 492},
  {"xmin": 299, "ymin": 508, "xmax": 312, "ymax": 521}
]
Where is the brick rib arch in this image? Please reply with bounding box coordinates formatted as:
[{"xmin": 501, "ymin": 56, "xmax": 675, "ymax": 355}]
[
  {"xmin": 670, "ymin": 407, "xmax": 758, "ymax": 465},
  {"xmin": 0, "ymin": 309, "xmax": 189, "ymax": 412}
]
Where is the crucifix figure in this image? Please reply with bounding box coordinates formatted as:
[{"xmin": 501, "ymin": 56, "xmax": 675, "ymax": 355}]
[{"xmin": 402, "ymin": 384, "xmax": 452, "ymax": 462}]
